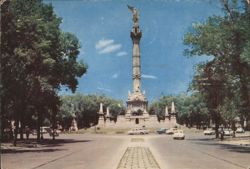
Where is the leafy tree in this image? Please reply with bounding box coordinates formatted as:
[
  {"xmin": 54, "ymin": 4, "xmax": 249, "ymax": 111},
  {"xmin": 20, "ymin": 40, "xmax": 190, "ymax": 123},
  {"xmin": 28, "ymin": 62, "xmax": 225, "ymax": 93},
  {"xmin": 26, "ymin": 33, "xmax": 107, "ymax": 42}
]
[
  {"xmin": 218, "ymin": 97, "xmax": 239, "ymax": 137},
  {"xmin": 58, "ymin": 94, "xmax": 125, "ymax": 129},
  {"xmin": 184, "ymin": 0, "xmax": 250, "ymax": 136},
  {"xmin": 149, "ymin": 93, "xmax": 209, "ymax": 127},
  {"xmin": 1, "ymin": 0, "xmax": 87, "ymax": 144}
]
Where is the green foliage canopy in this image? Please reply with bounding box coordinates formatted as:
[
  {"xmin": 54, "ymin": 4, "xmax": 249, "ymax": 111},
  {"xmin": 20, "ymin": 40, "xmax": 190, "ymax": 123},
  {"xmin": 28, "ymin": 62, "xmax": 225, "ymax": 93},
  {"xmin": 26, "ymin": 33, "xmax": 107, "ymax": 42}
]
[
  {"xmin": 184, "ymin": 0, "xmax": 250, "ymax": 132},
  {"xmin": 1, "ymin": 0, "xmax": 87, "ymax": 141}
]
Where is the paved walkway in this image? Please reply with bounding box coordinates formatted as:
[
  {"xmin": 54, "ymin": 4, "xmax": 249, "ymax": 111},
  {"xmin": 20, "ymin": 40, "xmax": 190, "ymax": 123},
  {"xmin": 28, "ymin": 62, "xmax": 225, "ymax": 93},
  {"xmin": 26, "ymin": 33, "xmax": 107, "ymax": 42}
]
[{"xmin": 117, "ymin": 138, "xmax": 161, "ymax": 169}]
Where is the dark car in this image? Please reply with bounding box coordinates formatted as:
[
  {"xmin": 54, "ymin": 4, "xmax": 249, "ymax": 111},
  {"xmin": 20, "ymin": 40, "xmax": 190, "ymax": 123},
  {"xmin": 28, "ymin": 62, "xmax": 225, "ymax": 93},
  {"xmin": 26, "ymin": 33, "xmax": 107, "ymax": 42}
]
[{"xmin": 156, "ymin": 128, "xmax": 167, "ymax": 134}]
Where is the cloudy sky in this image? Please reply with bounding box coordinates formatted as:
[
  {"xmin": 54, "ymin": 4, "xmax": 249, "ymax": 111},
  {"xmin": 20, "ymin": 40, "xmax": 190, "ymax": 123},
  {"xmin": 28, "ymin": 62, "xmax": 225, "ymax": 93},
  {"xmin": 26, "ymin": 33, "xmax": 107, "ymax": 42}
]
[{"xmin": 44, "ymin": 0, "xmax": 222, "ymax": 102}]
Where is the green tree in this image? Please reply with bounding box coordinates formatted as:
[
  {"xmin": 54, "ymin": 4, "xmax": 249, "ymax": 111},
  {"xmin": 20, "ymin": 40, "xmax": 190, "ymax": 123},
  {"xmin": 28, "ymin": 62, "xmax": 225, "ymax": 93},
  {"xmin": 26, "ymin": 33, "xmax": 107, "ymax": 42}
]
[
  {"xmin": 218, "ymin": 97, "xmax": 239, "ymax": 137},
  {"xmin": 58, "ymin": 94, "xmax": 125, "ymax": 129},
  {"xmin": 184, "ymin": 0, "xmax": 250, "ymax": 136},
  {"xmin": 149, "ymin": 93, "xmax": 209, "ymax": 127},
  {"xmin": 1, "ymin": 0, "xmax": 87, "ymax": 144}
]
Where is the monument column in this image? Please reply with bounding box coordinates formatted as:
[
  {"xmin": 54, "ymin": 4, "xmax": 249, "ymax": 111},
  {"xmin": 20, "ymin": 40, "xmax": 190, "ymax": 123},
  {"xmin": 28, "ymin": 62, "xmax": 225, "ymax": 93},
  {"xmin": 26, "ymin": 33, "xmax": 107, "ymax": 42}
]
[
  {"xmin": 126, "ymin": 5, "xmax": 149, "ymax": 122},
  {"xmin": 131, "ymin": 27, "xmax": 142, "ymax": 92}
]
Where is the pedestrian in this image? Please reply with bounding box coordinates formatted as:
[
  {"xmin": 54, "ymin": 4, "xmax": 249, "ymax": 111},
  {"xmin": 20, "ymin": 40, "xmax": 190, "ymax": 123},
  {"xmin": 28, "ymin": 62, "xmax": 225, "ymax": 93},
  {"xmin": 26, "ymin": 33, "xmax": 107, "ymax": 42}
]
[{"xmin": 25, "ymin": 126, "xmax": 30, "ymax": 140}]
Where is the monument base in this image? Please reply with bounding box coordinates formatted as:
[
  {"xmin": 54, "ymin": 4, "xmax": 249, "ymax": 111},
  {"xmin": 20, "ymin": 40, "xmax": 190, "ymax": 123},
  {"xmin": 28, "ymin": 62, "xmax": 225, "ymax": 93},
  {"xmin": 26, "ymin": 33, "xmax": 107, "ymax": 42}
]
[
  {"xmin": 104, "ymin": 115, "xmax": 178, "ymax": 129},
  {"xmin": 69, "ymin": 119, "xmax": 78, "ymax": 131},
  {"xmin": 97, "ymin": 117, "xmax": 105, "ymax": 128}
]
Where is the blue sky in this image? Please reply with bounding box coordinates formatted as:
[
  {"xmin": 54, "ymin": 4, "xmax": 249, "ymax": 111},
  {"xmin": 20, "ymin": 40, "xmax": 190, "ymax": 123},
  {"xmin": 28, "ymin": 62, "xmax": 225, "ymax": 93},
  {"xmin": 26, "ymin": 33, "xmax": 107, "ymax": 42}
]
[{"xmin": 45, "ymin": 0, "xmax": 222, "ymax": 102}]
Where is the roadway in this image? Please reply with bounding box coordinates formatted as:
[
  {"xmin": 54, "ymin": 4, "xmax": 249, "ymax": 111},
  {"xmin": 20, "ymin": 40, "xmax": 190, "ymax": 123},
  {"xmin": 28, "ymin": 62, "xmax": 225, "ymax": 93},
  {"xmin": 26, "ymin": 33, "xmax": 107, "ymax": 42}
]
[
  {"xmin": 2, "ymin": 132, "xmax": 250, "ymax": 169},
  {"xmin": 149, "ymin": 133, "xmax": 250, "ymax": 169}
]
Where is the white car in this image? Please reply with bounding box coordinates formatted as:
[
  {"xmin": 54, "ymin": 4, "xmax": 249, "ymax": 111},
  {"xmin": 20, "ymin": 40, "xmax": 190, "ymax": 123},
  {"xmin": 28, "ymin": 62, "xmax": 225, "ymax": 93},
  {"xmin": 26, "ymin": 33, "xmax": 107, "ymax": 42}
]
[
  {"xmin": 127, "ymin": 128, "xmax": 149, "ymax": 135},
  {"xmin": 41, "ymin": 126, "xmax": 50, "ymax": 134},
  {"xmin": 166, "ymin": 128, "xmax": 178, "ymax": 134},
  {"xmin": 204, "ymin": 129, "xmax": 215, "ymax": 135},
  {"xmin": 173, "ymin": 130, "xmax": 185, "ymax": 140},
  {"xmin": 236, "ymin": 127, "xmax": 245, "ymax": 133},
  {"xmin": 224, "ymin": 129, "xmax": 234, "ymax": 136},
  {"xmin": 32, "ymin": 126, "xmax": 50, "ymax": 135}
]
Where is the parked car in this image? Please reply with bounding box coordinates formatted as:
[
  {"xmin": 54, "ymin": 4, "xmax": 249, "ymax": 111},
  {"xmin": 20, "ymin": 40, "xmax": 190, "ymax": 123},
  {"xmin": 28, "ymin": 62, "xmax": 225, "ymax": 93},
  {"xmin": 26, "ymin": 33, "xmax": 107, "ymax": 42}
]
[
  {"xmin": 173, "ymin": 130, "xmax": 185, "ymax": 140},
  {"xmin": 236, "ymin": 127, "xmax": 245, "ymax": 133},
  {"xmin": 32, "ymin": 127, "xmax": 58, "ymax": 136},
  {"xmin": 224, "ymin": 129, "xmax": 234, "ymax": 136},
  {"xmin": 204, "ymin": 129, "xmax": 215, "ymax": 135},
  {"xmin": 128, "ymin": 128, "xmax": 149, "ymax": 135},
  {"xmin": 156, "ymin": 128, "xmax": 167, "ymax": 134},
  {"xmin": 41, "ymin": 126, "xmax": 50, "ymax": 134},
  {"xmin": 166, "ymin": 128, "xmax": 178, "ymax": 135},
  {"xmin": 48, "ymin": 129, "xmax": 60, "ymax": 137},
  {"xmin": 32, "ymin": 127, "xmax": 49, "ymax": 135}
]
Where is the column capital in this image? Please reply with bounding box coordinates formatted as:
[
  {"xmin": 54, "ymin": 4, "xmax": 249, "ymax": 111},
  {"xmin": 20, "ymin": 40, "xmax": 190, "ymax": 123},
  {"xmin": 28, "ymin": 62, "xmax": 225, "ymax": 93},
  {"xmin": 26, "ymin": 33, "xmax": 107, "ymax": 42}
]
[{"xmin": 130, "ymin": 30, "xmax": 142, "ymax": 43}]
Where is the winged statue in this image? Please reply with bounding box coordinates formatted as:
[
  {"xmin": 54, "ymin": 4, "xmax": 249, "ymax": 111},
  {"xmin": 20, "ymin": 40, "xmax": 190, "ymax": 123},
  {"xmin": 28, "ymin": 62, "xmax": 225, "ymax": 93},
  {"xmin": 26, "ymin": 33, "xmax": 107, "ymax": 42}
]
[{"xmin": 127, "ymin": 5, "xmax": 139, "ymax": 24}]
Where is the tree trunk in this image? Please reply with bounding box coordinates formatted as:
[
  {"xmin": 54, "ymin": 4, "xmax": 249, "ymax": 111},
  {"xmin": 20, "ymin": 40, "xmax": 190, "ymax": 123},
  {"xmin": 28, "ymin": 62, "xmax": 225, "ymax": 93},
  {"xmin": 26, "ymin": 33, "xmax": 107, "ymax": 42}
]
[
  {"xmin": 0, "ymin": 114, "xmax": 4, "ymax": 141},
  {"xmin": 52, "ymin": 111, "xmax": 56, "ymax": 140},
  {"xmin": 239, "ymin": 77, "xmax": 250, "ymax": 125},
  {"xmin": 215, "ymin": 120, "xmax": 220, "ymax": 139},
  {"xmin": 19, "ymin": 103, "xmax": 27, "ymax": 140},
  {"xmin": 13, "ymin": 120, "xmax": 19, "ymax": 146},
  {"xmin": 37, "ymin": 112, "xmax": 41, "ymax": 141},
  {"xmin": 232, "ymin": 122, "xmax": 236, "ymax": 138},
  {"xmin": 20, "ymin": 120, "xmax": 24, "ymax": 140}
]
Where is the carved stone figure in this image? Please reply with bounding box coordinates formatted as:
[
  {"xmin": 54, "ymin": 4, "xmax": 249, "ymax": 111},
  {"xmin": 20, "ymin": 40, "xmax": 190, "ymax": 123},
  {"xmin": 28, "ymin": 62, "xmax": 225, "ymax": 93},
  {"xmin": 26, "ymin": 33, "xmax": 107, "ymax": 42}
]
[{"xmin": 127, "ymin": 5, "xmax": 139, "ymax": 27}]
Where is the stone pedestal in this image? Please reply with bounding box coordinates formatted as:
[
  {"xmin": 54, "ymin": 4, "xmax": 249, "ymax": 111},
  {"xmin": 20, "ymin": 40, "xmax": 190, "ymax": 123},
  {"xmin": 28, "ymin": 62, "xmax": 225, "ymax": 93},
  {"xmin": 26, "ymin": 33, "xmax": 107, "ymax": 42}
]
[
  {"xmin": 105, "ymin": 107, "xmax": 111, "ymax": 123},
  {"xmin": 97, "ymin": 116, "xmax": 105, "ymax": 127},
  {"xmin": 70, "ymin": 118, "xmax": 78, "ymax": 131},
  {"xmin": 126, "ymin": 91, "xmax": 149, "ymax": 124},
  {"xmin": 170, "ymin": 114, "xmax": 177, "ymax": 128},
  {"xmin": 97, "ymin": 103, "xmax": 105, "ymax": 127}
]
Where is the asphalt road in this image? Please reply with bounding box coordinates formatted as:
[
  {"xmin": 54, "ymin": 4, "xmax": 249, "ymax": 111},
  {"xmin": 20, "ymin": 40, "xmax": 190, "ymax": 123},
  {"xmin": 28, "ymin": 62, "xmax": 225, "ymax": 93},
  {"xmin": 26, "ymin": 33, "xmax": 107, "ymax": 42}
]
[
  {"xmin": 2, "ymin": 133, "xmax": 250, "ymax": 169},
  {"xmin": 149, "ymin": 133, "xmax": 250, "ymax": 169},
  {"xmin": 1, "ymin": 134, "xmax": 128, "ymax": 169}
]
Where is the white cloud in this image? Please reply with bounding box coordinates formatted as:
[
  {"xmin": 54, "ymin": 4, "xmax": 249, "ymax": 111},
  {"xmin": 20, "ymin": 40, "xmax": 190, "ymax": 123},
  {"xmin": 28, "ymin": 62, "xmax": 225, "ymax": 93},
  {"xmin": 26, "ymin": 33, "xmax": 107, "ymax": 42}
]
[
  {"xmin": 97, "ymin": 87, "xmax": 112, "ymax": 92},
  {"xmin": 111, "ymin": 73, "xmax": 119, "ymax": 79},
  {"xmin": 95, "ymin": 38, "xmax": 122, "ymax": 54},
  {"xmin": 141, "ymin": 74, "xmax": 158, "ymax": 79},
  {"xmin": 95, "ymin": 39, "xmax": 114, "ymax": 50},
  {"xmin": 116, "ymin": 51, "xmax": 127, "ymax": 56},
  {"xmin": 98, "ymin": 44, "xmax": 121, "ymax": 54}
]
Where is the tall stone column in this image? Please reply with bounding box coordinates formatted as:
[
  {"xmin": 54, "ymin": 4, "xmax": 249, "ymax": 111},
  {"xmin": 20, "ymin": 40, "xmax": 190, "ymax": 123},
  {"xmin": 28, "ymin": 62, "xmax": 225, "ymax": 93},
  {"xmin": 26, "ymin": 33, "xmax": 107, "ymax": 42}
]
[
  {"xmin": 126, "ymin": 5, "xmax": 149, "ymax": 123},
  {"xmin": 131, "ymin": 28, "xmax": 142, "ymax": 93}
]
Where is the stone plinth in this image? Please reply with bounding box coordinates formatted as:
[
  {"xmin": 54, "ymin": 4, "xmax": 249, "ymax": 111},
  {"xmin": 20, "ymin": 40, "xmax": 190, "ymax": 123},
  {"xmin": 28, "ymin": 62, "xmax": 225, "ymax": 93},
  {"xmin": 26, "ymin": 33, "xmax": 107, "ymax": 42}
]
[
  {"xmin": 97, "ymin": 103, "xmax": 105, "ymax": 127},
  {"xmin": 70, "ymin": 118, "xmax": 78, "ymax": 131}
]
